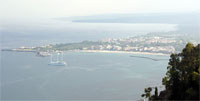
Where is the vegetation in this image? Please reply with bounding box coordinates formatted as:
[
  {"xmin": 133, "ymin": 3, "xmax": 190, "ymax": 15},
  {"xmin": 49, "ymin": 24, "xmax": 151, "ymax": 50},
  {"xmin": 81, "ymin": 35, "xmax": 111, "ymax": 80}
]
[
  {"xmin": 142, "ymin": 43, "xmax": 200, "ymax": 100},
  {"xmin": 33, "ymin": 33, "xmax": 197, "ymax": 54}
]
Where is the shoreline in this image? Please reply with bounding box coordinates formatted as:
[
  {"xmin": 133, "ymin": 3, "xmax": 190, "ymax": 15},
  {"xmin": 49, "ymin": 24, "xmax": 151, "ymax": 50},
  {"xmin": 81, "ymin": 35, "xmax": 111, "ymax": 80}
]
[
  {"xmin": 71, "ymin": 50, "xmax": 170, "ymax": 56},
  {"xmin": 1, "ymin": 49, "xmax": 170, "ymax": 56}
]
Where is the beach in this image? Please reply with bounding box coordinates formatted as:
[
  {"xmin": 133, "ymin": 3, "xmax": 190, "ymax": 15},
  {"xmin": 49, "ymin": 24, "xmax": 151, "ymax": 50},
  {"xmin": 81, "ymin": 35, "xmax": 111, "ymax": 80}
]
[{"xmin": 72, "ymin": 50, "xmax": 170, "ymax": 56}]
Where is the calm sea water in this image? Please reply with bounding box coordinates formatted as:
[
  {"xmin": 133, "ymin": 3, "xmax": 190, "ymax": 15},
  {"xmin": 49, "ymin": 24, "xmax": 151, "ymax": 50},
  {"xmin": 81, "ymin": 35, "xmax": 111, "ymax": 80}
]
[
  {"xmin": 1, "ymin": 51, "xmax": 169, "ymax": 100},
  {"xmin": 1, "ymin": 22, "xmax": 174, "ymax": 100}
]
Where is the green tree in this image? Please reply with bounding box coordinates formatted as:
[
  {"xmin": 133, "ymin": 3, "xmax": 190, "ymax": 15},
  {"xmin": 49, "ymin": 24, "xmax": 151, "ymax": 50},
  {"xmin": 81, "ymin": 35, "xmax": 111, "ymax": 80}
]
[
  {"xmin": 154, "ymin": 87, "xmax": 158, "ymax": 99},
  {"xmin": 142, "ymin": 43, "xmax": 200, "ymax": 100},
  {"xmin": 141, "ymin": 87, "xmax": 152, "ymax": 99}
]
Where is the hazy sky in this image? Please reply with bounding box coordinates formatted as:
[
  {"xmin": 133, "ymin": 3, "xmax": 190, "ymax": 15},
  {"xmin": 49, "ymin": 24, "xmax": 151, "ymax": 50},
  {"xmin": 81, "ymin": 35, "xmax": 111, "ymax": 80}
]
[{"xmin": 0, "ymin": 0, "xmax": 200, "ymax": 23}]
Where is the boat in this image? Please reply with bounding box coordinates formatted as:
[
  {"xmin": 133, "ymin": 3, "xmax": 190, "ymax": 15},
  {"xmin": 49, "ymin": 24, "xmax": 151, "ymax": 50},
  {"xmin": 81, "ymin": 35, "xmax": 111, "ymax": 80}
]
[
  {"xmin": 36, "ymin": 51, "xmax": 51, "ymax": 57},
  {"xmin": 48, "ymin": 52, "xmax": 67, "ymax": 66}
]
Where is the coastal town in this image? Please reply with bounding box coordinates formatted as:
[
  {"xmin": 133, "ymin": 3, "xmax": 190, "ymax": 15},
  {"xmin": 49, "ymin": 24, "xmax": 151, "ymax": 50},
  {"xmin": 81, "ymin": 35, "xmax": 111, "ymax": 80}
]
[
  {"xmin": 82, "ymin": 36, "xmax": 177, "ymax": 54},
  {"xmin": 2, "ymin": 33, "xmax": 198, "ymax": 56}
]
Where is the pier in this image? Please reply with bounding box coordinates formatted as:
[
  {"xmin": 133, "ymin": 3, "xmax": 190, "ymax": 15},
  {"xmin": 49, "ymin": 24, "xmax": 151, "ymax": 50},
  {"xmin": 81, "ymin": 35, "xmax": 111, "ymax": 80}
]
[{"xmin": 130, "ymin": 55, "xmax": 168, "ymax": 61}]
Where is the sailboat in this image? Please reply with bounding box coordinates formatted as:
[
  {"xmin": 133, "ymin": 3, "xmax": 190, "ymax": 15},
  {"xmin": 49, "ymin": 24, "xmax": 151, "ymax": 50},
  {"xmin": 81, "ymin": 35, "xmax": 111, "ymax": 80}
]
[{"xmin": 48, "ymin": 52, "xmax": 66, "ymax": 66}]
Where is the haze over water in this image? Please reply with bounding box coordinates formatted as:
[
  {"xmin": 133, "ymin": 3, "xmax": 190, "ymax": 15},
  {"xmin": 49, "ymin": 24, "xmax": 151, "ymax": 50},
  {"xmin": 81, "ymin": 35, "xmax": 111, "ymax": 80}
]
[
  {"xmin": 1, "ymin": 22, "xmax": 177, "ymax": 48},
  {"xmin": 1, "ymin": 22, "xmax": 175, "ymax": 100},
  {"xmin": 1, "ymin": 51, "xmax": 169, "ymax": 100},
  {"xmin": 1, "ymin": 0, "xmax": 199, "ymax": 100}
]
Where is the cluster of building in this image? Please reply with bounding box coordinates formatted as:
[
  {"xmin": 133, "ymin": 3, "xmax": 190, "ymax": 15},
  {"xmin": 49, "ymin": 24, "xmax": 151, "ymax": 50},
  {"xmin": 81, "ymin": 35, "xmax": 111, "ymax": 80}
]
[
  {"xmin": 82, "ymin": 45, "xmax": 175, "ymax": 54},
  {"xmin": 82, "ymin": 36, "xmax": 178, "ymax": 54},
  {"xmin": 101, "ymin": 36, "xmax": 177, "ymax": 44}
]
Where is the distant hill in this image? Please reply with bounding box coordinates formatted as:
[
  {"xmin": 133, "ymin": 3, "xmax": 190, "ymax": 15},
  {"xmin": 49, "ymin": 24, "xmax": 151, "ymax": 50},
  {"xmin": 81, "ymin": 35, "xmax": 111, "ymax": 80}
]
[
  {"xmin": 57, "ymin": 12, "xmax": 200, "ymax": 25},
  {"xmin": 56, "ymin": 12, "xmax": 200, "ymax": 37}
]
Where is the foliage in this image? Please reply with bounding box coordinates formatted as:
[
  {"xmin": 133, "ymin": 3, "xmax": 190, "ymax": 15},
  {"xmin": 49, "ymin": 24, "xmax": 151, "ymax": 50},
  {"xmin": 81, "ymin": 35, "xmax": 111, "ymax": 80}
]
[
  {"xmin": 141, "ymin": 87, "xmax": 152, "ymax": 98},
  {"xmin": 142, "ymin": 43, "xmax": 200, "ymax": 100}
]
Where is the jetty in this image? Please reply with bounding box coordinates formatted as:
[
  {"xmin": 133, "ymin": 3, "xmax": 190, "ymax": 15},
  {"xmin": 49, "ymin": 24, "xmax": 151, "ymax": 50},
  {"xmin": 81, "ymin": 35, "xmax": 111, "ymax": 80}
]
[{"xmin": 130, "ymin": 55, "xmax": 168, "ymax": 61}]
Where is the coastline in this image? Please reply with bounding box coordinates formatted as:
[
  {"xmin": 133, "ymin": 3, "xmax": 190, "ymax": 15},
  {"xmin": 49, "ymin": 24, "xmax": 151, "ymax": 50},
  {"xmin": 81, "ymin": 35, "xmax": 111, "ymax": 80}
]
[
  {"xmin": 71, "ymin": 50, "xmax": 170, "ymax": 56},
  {"xmin": 1, "ymin": 49, "xmax": 170, "ymax": 56}
]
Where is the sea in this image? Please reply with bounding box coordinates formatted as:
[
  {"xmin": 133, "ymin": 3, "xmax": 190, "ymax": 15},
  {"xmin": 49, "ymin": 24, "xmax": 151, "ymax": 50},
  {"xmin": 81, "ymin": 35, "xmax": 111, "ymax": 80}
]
[{"xmin": 1, "ymin": 22, "xmax": 175, "ymax": 100}]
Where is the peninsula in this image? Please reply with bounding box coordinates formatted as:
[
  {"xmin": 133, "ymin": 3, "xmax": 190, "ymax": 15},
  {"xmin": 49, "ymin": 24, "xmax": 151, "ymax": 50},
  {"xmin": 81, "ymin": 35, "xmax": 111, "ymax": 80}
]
[{"xmin": 2, "ymin": 32, "xmax": 198, "ymax": 56}]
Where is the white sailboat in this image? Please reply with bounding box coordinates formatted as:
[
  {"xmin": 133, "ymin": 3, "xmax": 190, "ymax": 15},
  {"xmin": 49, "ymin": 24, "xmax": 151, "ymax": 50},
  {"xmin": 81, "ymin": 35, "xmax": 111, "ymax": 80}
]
[{"xmin": 48, "ymin": 52, "xmax": 66, "ymax": 66}]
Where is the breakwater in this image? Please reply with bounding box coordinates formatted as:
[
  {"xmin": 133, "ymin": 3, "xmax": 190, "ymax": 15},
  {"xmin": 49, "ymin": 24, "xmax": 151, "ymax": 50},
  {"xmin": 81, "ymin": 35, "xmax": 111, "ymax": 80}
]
[{"xmin": 130, "ymin": 55, "xmax": 168, "ymax": 61}]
